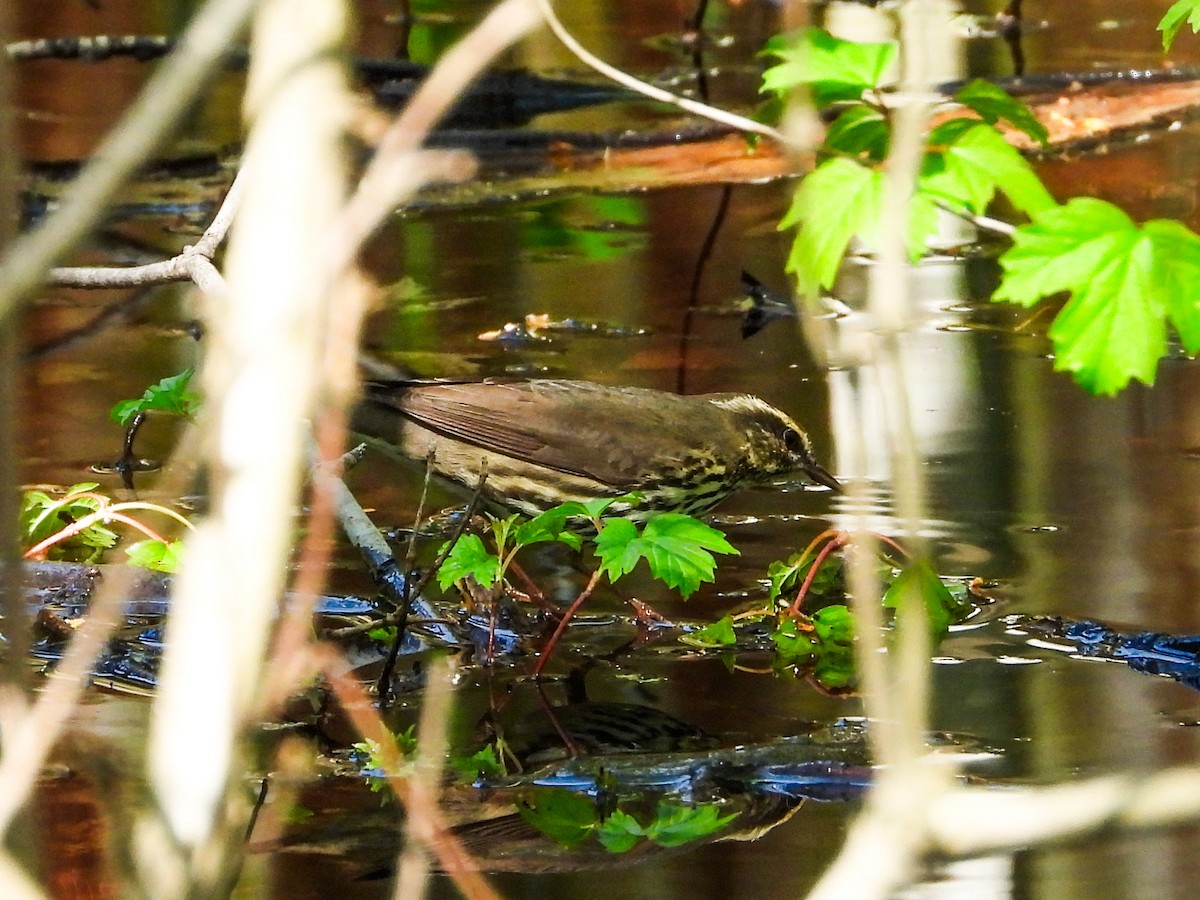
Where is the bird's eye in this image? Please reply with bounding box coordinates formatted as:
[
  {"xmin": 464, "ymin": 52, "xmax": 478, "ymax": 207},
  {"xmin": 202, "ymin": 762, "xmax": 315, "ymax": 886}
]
[{"xmin": 782, "ymin": 428, "xmax": 805, "ymax": 454}]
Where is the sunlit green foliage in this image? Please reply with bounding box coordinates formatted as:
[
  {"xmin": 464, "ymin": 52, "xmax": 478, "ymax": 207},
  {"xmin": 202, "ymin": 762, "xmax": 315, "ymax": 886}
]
[
  {"xmin": 1160, "ymin": 0, "xmax": 1200, "ymax": 50},
  {"xmin": 594, "ymin": 514, "xmax": 736, "ymax": 598},
  {"xmin": 110, "ymin": 368, "xmax": 200, "ymax": 427},
  {"xmin": 995, "ymin": 198, "xmax": 1200, "ymax": 393},
  {"xmin": 762, "ymin": 22, "xmax": 1200, "ymax": 395},
  {"xmin": 20, "ymin": 483, "xmax": 118, "ymax": 562},
  {"xmin": 439, "ymin": 500, "xmax": 737, "ymax": 599},
  {"xmin": 773, "ymin": 606, "xmax": 856, "ymax": 689},
  {"xmin": 767, "ymin": 548, "xmax": 843, "ymax": 605},
  {"xmin": 682, "ymin": 614, "xmax": 737, "ymax": 648},
  {"xmin": 882, "ymin": 559, "xmax": 969, "ymax": 639},
  {"xmin": 762, "ymin": 29, "xmax": 1051, "ymax": 298},
  {"xmin": 125, "ymin": 539, "xmax": 184, "ymax": 573}
]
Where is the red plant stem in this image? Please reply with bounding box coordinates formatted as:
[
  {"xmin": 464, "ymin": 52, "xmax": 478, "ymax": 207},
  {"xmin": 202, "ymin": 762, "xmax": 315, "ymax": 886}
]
[
  {"xmin": 23, "ymin": 510, "xmax": 170, "ymax": 559},
  {"xmin": 532, "ymin": 568, "xmax": 604, "ymax": 678},
  {"xmin": 790, "ymin": 533, "xmax": 849, "ymax": 616}
]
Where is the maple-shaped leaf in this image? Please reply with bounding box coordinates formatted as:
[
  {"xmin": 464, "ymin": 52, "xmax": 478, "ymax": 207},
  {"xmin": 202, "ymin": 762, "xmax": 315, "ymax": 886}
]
[
  {"xmin": 993, "ymin": 197, "xmax": 1200, "ymax": 394},
  {"xmin": 594, "ymin": 514, "xmax": 737, "ymax": 598}
]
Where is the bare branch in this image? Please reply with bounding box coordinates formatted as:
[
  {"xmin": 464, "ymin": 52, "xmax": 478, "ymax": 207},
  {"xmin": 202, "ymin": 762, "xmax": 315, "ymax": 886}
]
[
  {"xmin": 533, "ymin": 0, "xmax": 788, "ymax": 146},
  {"xmin": 46, "ymin": 169, "xmax": 245, "ymax": 296},
  {"xmin": 0, "ymin": 0, "xmax": 258, "ymax": 323}
]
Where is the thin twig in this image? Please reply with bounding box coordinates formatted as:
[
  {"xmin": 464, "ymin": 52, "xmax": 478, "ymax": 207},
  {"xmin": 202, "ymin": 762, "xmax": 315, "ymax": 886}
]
[
  {"xmin": 533, "ymin": 0, "xmax": 787, "ymax": 145},
  {"xmin": 378, "ymin": 450, "xmax": 437, "ymax": 706},
  {"xmin": 46, "ymin": 169, "xmax": 244, "ymax": 296},
  {"xmin": 532, "ymin": 568, "xmax": 604, "ymax": 677}
]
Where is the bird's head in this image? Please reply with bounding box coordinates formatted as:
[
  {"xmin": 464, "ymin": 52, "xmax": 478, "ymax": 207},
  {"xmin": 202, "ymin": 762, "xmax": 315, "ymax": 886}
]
[{"xmin": 707, "ymin": 394, "xmax": 841, "ymax": 492}]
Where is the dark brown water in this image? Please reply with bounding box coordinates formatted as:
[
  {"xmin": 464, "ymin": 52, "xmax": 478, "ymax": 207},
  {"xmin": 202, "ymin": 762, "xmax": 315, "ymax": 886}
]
[{"xmin": 13, "ymin": 0, "xmax": 1200, "ymax": 897}]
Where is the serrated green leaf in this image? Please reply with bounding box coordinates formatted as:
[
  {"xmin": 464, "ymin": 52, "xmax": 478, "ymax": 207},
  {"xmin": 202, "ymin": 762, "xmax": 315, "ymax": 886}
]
[
  {"xmin": 920, "ymin": 122, "xmax": 1055, "ymax": 215},
  {"xmin": 593, "ymin": 518, "xmax": 641, "ymax": 581},
  {"xmin": 518, "ymin": 789, "xmax": 598, "ymax": 848},
  {"xmin": 882, "ymin": 560, "xmax": 963, "ymax": 639},
  {"xmin": 449, "ymin": 745, "xmax": 503, "ymax": 781},
  {"xmin": 772, "ymin": 606, "xmax": 856, "ymax": 688},
  {"xmin": 488, "ymin": 514, "xmax": 519, "ymax": 555},
  {"xmin": 771, "ymin": 616, "xmax": 817, "ymax": 662},
  {"xmin": 513, "ymin": 508, "xmax": 583, "ymax": 550},
  {"xmin": 436, "ymin": 534, "xmax": 501, "ymax": 590},
  {"xmin": 761, "ymin": 27, "xmax": 896, "ymax": 107},
  {"xmin": 781, "ymin": 157, "xmax": 883, "ymax": 296},
  {"xmin": 1143, "ymin": 219, "xmax": 1200, "ymax": 350},
  {"xmin": 595, "ymin": 514, "xmax": 737, "ymax": 598},
  {"xmin": 766, "ymin": 551, "xmax": 844, "ymax": 604},
  {"xmin": 596, "ymin": 809, "xmax": 646, "ymax": 853},
  {"xmin": 125, "ymin": 539, "xmax": 184, "ymax": 573},
  {"xmin": 994, "ymin": 198, "xmax": 1134, "ymax": 307},
  {"xmin": 824, "ymin": 104, "xmax": 889, "ymax": 161},
  {"xmin": 994, "ymin": 197, "xmax": 1177, "ymax": 394},
  {"xmin": 644, "ymin": 802, "xmax": 738, "ymax": 848},
  {"xmin": 954, "ymin": 79, "xmax": 1049, "ymax": 146},
  {"xmin": 110, "ymin": 368, "xmax": 200, "ymax": 427},
  {"xmin": 682, "ymin": 615, "xmax": 737, "ymax": 648},
  {"xmin": 1159, "ymin": 0, "xmax": 1200, "ymax": 50}
]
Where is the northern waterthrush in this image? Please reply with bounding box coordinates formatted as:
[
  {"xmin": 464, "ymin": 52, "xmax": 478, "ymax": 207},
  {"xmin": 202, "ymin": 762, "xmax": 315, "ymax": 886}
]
[{"xmin": 354, "ymin": 379, "xmax": 839, "ymax": 522}]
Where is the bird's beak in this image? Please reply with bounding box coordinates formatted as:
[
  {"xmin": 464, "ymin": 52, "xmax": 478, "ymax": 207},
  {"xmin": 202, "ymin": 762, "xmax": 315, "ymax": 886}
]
[{"xmin": 804, "ymin": 460, "xmax": 842, "ymax": 493}]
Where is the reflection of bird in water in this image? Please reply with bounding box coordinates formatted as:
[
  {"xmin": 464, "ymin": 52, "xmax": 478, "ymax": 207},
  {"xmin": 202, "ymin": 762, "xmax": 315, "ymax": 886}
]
[
  {"xmin": 270, "ymin": 703, "xmax": 872, "ymax": 877},
  {"xmin": 503, "ymin": 701, "xmax": 720, "ymax": 766}
]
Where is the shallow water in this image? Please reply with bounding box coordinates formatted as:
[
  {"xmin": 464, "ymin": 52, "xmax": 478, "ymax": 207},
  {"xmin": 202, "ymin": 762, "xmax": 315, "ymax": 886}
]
[{"xmin": 13, "ymin": 0, "xmax": 1200, "ymax": 897}]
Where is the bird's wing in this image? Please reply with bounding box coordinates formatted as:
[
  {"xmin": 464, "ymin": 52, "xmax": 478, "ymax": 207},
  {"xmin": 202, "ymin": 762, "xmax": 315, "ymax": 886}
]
[{"xmin": 366, "ymin": 380, "xmax": 651, "ymax": 488}]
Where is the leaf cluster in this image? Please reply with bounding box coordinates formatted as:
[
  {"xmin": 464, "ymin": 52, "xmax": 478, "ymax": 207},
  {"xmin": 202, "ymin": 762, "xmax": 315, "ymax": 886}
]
[
  {"xmin": 110, "ymin": 368, "xmax": 201, "ymax": 427},
  {"xmin": 352, "ymin": 727, "xmax": 504, "ymax": 794},
  {"xmin": 438, "ymin": 498, "xmax": 737, "ymax": 600},
  {"xmin": 517, "ymin": 788, "xmax": 737, "ymax": 853},
  {"xmin": 761, "ymin": 28, "xmax": 1052, "ymax": 299},
  {"xmin": 20, "ymin": 483, "xmax": 118, "ymax": 563},
  {"xmin": 762, "ymin": 25, "xmax": 1200, "ymax": 394}
]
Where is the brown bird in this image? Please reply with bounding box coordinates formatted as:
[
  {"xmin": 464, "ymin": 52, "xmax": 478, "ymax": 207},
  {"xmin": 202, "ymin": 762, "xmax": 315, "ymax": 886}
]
[{"xmin": 354, "ymin": 379, "xmax": 839, "ymax": 523}]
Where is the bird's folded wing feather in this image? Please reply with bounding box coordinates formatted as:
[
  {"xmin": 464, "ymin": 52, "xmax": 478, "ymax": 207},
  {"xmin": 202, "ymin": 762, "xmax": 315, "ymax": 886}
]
[{"xmin": 368, "ymin": 380, "xmax": 647, "ymax": 487}]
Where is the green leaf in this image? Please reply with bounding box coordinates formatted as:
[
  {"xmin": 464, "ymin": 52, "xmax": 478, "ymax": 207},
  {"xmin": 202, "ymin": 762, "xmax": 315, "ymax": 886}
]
[
  {"xmin": 761, "ymin": 27, "xmax": 897, "ymax": 107},
  {"xmin": 20, "ymin": 483, "xmax": 117, "ymax": 561},
  {"xmin": 488, "ymin": 514, "xmax": 519, "ymax": 556},
  {"xmin": 518, "ymin": 789, "xmax": 598, "ymax": 848},
  {"xmin": 125, "ymin": 539, "xmax": 184, "ymax": 573},
  {"xmin": 595, "ymin": 809, "xmax": 646, "ymax": 853},
  {"xmin": 449, "ymin": 745, "xmax": 503, "ymax": 781},
  {"xmin": 110, "ymin": 368, "xmax": 200, "ymax": 427},
  {"xmin": 994, "ymin": 198, "xmax": 1178, "ymax": 394},
  {"xmin": 780, "ymin": 157, "xmax": 883, "ymax": 296},
  {"xmin": 513, "ymin": 508, "xmax": 583, "ymax": 550},
  {"xmin": 771, "ymin": 615, "xmax": 817, "ymax": 662},
  {"xmin": 771, "ymin": 606, "xmax": 857, "ymax": 688},
  {"xmin": 953, "ymin": 79, "xmax": 1049, "ymax": 147},
  {"xmin": 921, "ymin": 122, "xmax": 1055, "ymax": 216},
  {"xmin": 1143, "ymin": 219, "xmax": 1200, "ymax": 351},
  {"xmin": 594, "ymin": 514, "xmax": 737, "ymax": 598},
  {"xmin": 643, "ymin": 802, "xmax": 738, "ymax": 848},
  {"xmin": 882, "ymin": 560, "xmax": 964, "ymax": 640},
  {"xmin": 681, "ymin": 615, "xmax": 737, "ymax": 648},
  {"xmin": 1159, "ymin": 0, "xmax": 1200, "ymax": 50},
  {"xmin": 436, "ymin": 534, "xmax": 501, "ymax": 590},
  {"xmin": 824, "ymin": 104, "xmax": 889, "ymax": 162}
]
